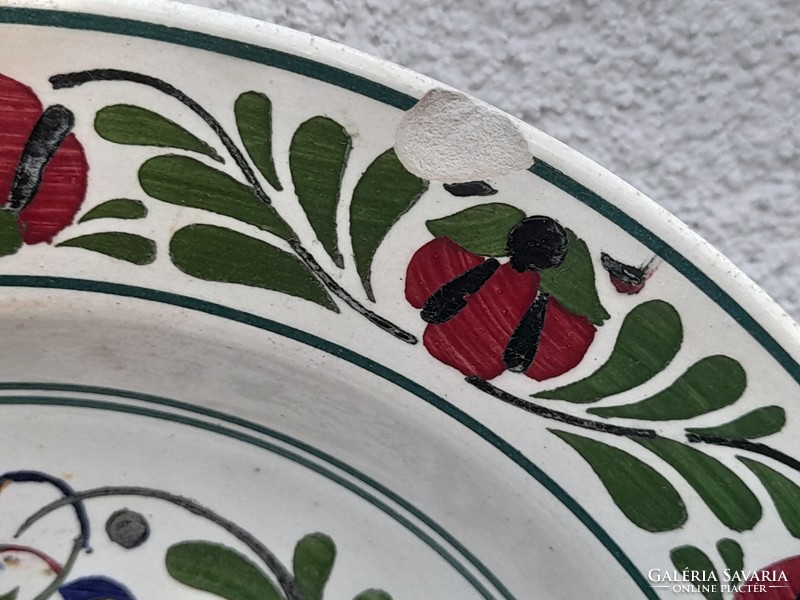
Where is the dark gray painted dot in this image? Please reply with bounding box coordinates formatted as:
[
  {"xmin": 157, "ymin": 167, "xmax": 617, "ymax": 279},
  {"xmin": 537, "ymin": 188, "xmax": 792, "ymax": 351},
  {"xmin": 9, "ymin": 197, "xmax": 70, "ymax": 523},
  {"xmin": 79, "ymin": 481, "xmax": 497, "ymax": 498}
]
[{"xmin": 106, "ymin": 509, "xmax": 149, "ymax": 549}]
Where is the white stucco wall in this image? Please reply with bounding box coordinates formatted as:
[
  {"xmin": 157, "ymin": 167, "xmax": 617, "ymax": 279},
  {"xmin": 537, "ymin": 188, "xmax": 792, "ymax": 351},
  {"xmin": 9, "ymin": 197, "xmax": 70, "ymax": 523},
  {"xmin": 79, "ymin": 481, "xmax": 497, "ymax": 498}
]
[{"xmin": 181, "ymin": 0, "xmax": 800, "ymax": 320}]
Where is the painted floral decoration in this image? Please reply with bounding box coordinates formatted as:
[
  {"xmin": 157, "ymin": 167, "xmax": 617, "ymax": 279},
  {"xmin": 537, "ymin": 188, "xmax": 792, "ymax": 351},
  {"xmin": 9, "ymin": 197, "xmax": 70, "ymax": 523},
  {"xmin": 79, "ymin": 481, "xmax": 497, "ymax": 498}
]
[
  {"xmin": 2, "ymin": 60, "xmax": 800, "ymax": 600},
  {"xmin": 405, "ymin": 216, "xmax": 598, "ymax": 380},
  {"xmin": 0, "ymin": 73, "xmax": 87, "ymax": 254}
]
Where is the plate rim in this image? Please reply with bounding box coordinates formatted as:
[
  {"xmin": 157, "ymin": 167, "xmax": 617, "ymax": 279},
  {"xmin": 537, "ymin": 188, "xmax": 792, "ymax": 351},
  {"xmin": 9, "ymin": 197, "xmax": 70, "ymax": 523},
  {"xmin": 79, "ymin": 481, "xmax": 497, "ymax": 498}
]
[{"xmin": 1, "ymin": 2, "xmax": 799, "ymax": 598}]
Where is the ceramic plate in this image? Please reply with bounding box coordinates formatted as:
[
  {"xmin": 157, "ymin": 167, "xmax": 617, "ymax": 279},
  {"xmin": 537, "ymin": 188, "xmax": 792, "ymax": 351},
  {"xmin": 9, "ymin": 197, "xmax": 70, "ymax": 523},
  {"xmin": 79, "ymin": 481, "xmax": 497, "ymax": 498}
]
[{"xmin": 1, "ymin": 2, "xmax": 799, "ymax": 599}]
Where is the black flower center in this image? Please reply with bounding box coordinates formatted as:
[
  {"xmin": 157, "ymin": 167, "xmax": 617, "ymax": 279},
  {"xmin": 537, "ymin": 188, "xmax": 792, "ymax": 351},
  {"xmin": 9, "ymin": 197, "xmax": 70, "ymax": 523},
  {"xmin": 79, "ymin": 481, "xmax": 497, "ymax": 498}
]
[{"xmin": 506, "ymin": 216, "xmax": 568, "ymax": 272}]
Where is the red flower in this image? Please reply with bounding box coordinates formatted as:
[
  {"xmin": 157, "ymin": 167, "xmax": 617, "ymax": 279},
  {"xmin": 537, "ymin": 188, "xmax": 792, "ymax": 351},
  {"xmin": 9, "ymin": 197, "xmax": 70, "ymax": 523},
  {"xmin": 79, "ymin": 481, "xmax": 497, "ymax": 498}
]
[
  {"xmin": 405, "ymin": 235, "xmax": 595, "ymax": 380},
  {"xmin": 734, "ymin": 556, "xmax": 800, "ymax": 600},
  {"xmin": 0, "ymin": 73, "xmax": 87, "ymax": 249}
]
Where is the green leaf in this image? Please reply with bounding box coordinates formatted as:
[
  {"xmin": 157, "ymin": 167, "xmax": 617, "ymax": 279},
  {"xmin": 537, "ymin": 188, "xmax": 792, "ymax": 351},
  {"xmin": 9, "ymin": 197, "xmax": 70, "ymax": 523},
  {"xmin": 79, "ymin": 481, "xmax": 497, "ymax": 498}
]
[
  {"xmin": 170, "ymin": 224, "xmax": 336, "ymax": 310},
  {"xmin": 79, "ymin": 199, "xmax": 148, "ymax": 223},
  {"xmin": 424, "ymin": 203, "xmax": 524, "ymax": 256},
  {"xmin": 166, "ymin": 541, "xmax": 280, "ymax": 600},
  {"xmin": 686, "ymin": 406, "xmax": 785, "ymax": 439},
  {"xmin": 589, "ymin": 356, "xmax": 746, "ymax": 421},
  {"xmin": 0, "ymin": 588, "xmax": 19, "ymax": 600},
  {"xmin": 139, "ymin": 155, "xmax": 293, "ymax": 240},
  {"xmin": 95, "ymin": 104, "xmax": 221, "ymax": 161},
  {"xmin": 290, "ymin": 117, "xmax": 351, "ymax": 268},
  {"xmin": 670, "ymin": 546, "xmax": 722, "ymax": 600},
  {"xmin": 0, "ymin": 210, "xmax": 22, "ymax": 257},
  {"xmin": 716, "ymin": 538, "xmax": 743, "ymax": 575},
  {"xmin": 57, "ymin": 232, "xmax": 156, "ymax": 265},
  {"xmin": 350, "ymin": 149, "xmax": 428, "ymax": 301},
  {"xmin": 638, "ymin": 437, "xmax": 761, "ymax": 531},
  {"xmin": 535, "ymin": 300, "xmax": 682, "ymax": 403},
  {"xmin": 539, "ymin": 229, "xmax": 610, "ymax": 325},
  {"xmin": 235, "ymin": 92, "xmax": 282, "ymax": 190},
  {"xmin": 353, "ymin": 590, "xmax": 393, "ymax": 600},
  {"xmin": 551, "ymin": 429, "xmax": 687, "ymax": 531},
  {"xmin": 739, "ymin": 456, "xmax": 800, "ymax": 538},
  {"xmin": 293, "ymin": 533, "xmax": 336, "ymax": 600}
]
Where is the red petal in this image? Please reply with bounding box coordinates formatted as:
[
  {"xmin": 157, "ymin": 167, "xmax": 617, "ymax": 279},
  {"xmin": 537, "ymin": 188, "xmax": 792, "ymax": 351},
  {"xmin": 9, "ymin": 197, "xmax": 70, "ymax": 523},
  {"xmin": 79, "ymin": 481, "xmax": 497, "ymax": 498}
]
[
  {"xmin": 526, "ymin": 297, "xmax": 596, "ymax": 381},
  {"xmin": 0, "ymin": 73, "xmax": 88, "ymax": 244},
  {"xmin": 405, "ymin": 237, "xmax": 483, "ymax": 308},
  {"xmin": 18, "ymin": 133, "xmax": 88, "ymax": 244},
  {"xmin": 0, "ymin": 73, "xmax": 42, "ymax": 206},
  {"xmin": 423, "ymin": 264, "xmax": 539, "ymax": 379}
]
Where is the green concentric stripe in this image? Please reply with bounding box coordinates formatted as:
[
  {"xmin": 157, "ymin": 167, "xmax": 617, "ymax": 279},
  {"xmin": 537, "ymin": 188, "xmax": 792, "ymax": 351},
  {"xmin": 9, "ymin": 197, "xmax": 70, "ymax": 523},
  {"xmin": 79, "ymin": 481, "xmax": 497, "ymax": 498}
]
[
  {"xmin": 0, "ymin": 394, "xmax": 499, "ymax": 600},
  {"xmin": 0, "ymin": 274, "xmax": 650, "ymax": 597},
  {"xmin": 0, "ymin": 382, "xmax": 514, "ymax": 600},
  {"xmin": 0, "ymin": 8, "xmax": 416, "ymax": 110}
]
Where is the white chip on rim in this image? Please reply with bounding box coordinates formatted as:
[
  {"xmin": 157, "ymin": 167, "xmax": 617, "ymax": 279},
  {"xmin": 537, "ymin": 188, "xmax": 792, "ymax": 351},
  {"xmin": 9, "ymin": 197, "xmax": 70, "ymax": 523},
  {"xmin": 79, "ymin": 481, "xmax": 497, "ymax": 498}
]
[{"xmin": 395, "ymin": 88, "xmax": 533, "ymax": 182}]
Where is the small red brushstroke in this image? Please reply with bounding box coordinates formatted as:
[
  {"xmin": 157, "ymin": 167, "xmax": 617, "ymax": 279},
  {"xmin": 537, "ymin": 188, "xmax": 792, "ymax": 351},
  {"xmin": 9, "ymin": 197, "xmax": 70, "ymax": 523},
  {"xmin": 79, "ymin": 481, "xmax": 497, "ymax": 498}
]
[
  {"xmin": 406, "ymin": 238, "xmax": 595, "ymax": 380},
  {"xmin": 0, "ymin": 544, "xmax": 62, "ymax": 574},
  {"xmin": 610, "ymin": 279, "xmax": 646, "ymax": 294},
  {"xmin": 0, "ymin": 72, "xmax": 88, "ymax": 244},
  {"xmin": 601, "ymin": 252, "xmax": 658, "ymax": 295}
]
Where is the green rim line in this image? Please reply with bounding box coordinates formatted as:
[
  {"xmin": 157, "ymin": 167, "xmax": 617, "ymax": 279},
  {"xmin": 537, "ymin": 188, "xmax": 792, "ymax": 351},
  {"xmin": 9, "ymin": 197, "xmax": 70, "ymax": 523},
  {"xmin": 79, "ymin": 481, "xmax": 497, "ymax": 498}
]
[
  {"xmin": 0, "ymin": 274, "xmax": 653, "ymax": 598},
  {"xmin": 0, "ymin": 394, "xmax": 496, "ymax": 600},
  {"xmin": 0, "ymin": 7, "xmax": 416, "ymax": 111},
  {"xmin": 0, "ymin": 382, "xmax": 515, "ymax": 600}
]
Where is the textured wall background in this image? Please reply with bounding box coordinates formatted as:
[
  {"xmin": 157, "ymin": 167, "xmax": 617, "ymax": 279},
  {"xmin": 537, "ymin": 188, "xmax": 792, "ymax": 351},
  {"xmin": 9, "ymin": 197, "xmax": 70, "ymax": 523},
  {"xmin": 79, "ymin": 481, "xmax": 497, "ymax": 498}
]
[{"xmin": 180, "ymin": 0, "xmax": 799, "ymax": 320}]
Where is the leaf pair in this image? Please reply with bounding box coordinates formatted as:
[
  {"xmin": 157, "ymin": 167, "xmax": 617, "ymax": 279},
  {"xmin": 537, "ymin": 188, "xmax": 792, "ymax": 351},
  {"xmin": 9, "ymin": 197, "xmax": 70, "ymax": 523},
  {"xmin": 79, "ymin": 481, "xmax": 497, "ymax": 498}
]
[
  {"xmin": 587, "ymin": 355, "xmax": 747, "ymax": 421},
  {"xmin": 427, "ymin": 204, "xmax": 609, "ymax": 324},
  {"xmin": 536, "ymin": 300, "xmax": 683, "ymax": 403},
  {"xmin": 166, "ymin": 536, "xmax": 392, "ymax": 600},
  {"xmin": 59, "ymin": 199, "xmax": 154, "ymax": 265},
  {"xmin": 536, "ymin": 300, "xmax": 773, "ymax": 435},
  {"xmin": 670, "ymin": 539, "xmax": 743, "ymax": 600},
  {"xmin": 552, "ymin": 429, "xmax": 762, "ymax": 533},
  {"xmin": 670, "ymin": 459, "xmax": 800, "ymax": 574},
  {"xmin": 289, "ymin": 118, "xmax": 428, "ymax": 301}
]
